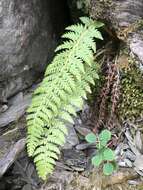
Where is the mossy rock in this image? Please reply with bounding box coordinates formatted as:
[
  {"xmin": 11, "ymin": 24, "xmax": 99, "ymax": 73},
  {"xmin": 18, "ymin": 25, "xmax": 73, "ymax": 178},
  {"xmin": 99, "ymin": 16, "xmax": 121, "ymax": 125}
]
[{"xmin": 118, "ymin": 51, "xmax": 143, "ymax": 122}]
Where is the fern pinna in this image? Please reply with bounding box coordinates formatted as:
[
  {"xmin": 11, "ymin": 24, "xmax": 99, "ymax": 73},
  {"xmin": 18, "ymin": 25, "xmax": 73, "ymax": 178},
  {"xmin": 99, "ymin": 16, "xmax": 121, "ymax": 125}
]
[{"xmin": 27, "ymin": 17, "xmax": 103, "ymax": 179}]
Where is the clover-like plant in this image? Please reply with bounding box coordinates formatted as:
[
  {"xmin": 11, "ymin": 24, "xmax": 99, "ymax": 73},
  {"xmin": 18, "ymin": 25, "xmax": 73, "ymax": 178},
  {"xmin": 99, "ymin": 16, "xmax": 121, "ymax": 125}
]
[{"xmin": 86, "ymin": 129, "xmax": 117, "ymax": 175}]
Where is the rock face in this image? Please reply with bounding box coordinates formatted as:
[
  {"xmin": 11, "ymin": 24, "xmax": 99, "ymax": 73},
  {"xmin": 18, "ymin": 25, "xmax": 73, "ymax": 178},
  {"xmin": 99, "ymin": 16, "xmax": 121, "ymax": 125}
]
[
  {"xmin": 0, "ymin": 0, "xmax": 68, "ymax": 103},
  {"xmin": 90, "ymin": 0, "xmax": 143, "ymax": 123},
  {"xmin": 0, "ymin": 0, "xmax": 69, "ymax": 177},
  {"xmin": 67, "ymin": 0, "xmax": 90, "ymax": 21},
  {"xmin": 90, "ymin": 0, "xmax": 143, "ymax": 65}
]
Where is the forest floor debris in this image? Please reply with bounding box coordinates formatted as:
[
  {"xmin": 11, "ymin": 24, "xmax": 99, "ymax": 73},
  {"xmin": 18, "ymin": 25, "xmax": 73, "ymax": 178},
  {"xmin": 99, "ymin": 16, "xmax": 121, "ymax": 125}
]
[{"xmin": 0, "ymin": 90, "xmax": 143, "ymax": 190}]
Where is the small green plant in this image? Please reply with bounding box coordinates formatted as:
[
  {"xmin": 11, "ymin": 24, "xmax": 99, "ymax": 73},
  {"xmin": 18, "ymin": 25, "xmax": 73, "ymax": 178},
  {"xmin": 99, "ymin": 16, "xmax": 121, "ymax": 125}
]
[{"xmin": 86, "ymin": 129, "xmax": 117, "ymax": 175}]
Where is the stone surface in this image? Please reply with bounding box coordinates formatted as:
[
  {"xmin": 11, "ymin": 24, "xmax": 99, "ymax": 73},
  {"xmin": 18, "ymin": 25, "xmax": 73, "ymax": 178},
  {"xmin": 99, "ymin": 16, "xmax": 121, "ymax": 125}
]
[
  {"xmin": 90, "ymin": 0, "xmax": 143, "ymax": 65},
  {"xmin": 130, "ymin": 32, "xmax": 143, "ymax": 64},
  {"xmin": 63, "ymin": 149, "xmax": 87, "ymax": 171},
  {"xmin": 0, "ymin": 92, "xmax": 31, "ymax": 127},
  {"xmin": 0, "ymin": 0, "xmax": 68, "ymax": 104},
  {"xmin": 0, "ymin": 118, "xmax": 26, "ymax": 174},
  {"xmin": 0, "ymin": 138, "xmax": 26, "ymax": 178},
  {"xmin": 64, "ymin": 124, "xmax": 79, "ymax": 149}
]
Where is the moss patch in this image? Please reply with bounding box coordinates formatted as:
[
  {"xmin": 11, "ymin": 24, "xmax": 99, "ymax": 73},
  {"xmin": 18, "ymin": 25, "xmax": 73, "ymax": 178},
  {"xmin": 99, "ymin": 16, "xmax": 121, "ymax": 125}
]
[
  {"xmin": 90, "ymin": 0, "xmax": 113, "ymax": 20},
  {"xmin": 118, "ymin": 52, "xmax": 143, "ymax": 121}
]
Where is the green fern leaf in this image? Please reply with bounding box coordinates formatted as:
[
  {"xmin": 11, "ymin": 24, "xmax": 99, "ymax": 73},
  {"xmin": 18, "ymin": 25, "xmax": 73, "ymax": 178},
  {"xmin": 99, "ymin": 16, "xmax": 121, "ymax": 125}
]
[{"xmin": 26, "ymin": 17, "xmax": 103, "ymax": 180}]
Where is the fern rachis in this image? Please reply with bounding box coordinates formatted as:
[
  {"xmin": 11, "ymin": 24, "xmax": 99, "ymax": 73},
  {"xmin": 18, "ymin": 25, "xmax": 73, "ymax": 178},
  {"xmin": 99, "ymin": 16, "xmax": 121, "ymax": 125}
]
[{"xmin": 27, "ymin": 17, "xmax": 104, "ymax": 179}]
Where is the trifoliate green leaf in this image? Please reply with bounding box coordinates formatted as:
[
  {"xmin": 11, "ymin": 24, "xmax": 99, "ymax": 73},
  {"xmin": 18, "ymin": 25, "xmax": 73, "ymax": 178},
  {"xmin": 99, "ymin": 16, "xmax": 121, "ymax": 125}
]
[
  {"xmin": 99, "ymin": 129, "xmax": 111, "ymax": 143},
  {"xmin": 97, "ymin": 140, "xmax": 108, "ymax": 148},
  {"xmin": 103, "ymin": 148, "xmax": 115, "ymax": 161},
  {"xmin": 103, "ymin": 163, "xmax": 114, "ymax": 175},
  {"xmin": 85, "ymin": 133, "xmax": 96, "ymax": 143},
  {"xmin": 92, "ymin": 154, "xmax": 103, "ymax": 166}
]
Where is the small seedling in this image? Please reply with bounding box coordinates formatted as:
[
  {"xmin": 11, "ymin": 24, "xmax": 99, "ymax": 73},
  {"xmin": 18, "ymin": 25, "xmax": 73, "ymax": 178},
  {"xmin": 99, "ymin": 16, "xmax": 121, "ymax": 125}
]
[{"xmin": 86, "ymin": 129, "xmax": 117, "ymax": 175}]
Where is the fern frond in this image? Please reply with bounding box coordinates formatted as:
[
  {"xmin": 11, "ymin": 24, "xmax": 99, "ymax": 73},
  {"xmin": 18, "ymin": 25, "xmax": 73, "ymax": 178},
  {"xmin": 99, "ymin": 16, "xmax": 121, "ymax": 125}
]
[
  {"xmin": 27, "ymin": 17, "xmax": 103, "ymax": 179},
  {"xmin": 80, "ymin": 17, "xmax": 104, "ymax": 28}
]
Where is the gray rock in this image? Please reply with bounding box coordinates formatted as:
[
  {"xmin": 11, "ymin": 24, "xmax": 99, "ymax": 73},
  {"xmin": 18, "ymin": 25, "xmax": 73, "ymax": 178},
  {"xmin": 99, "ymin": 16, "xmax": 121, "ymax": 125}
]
[
  {"xmin": 134, "ymin": 155, "xmax": 143, "ymax": 171},
  {"xmin": 64, "ymin": 124, "xmax": 79, "ymax": 149},
  {"xmin": 63, "ymin": 149, "xmax": 87, "ymax": 171},
  {"xmin": 75, "ymin": 125, "xmax": 92, "ymax": 137},
  {"xmin": 0, "ymin": 92, "xmax": 31, "ymax": 127},
  {"xmin": 130, "ymin": 32, "xmax": 143, "ymax": 65},
  {"xmin": 124, "ymin": 158, "xmax": 133, "ymax": 168},
  {"xmin": 91, "ymin": 0, "xmax": 143, "ymax": 66},
  {"xmin": 128, "ymin": 180, "xmax": 140, "ymax": 186},
  {"xmin": 125, "ymin": 150, "xmax": 136, "ymax": 161},
  {"xmin": 22, "ymin": 184, "xmax": 32, "ymax": 190},
  {"xmin": 76, "ymin": 143, "xmax": 90, "ymax": 150},
  {"xmin": 0, "ymin": 138, "xmax": 26, "ymax": 178},
  {"xmin": 0, "ymin": 0, "xmax": 67, "ymax": 103}
]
